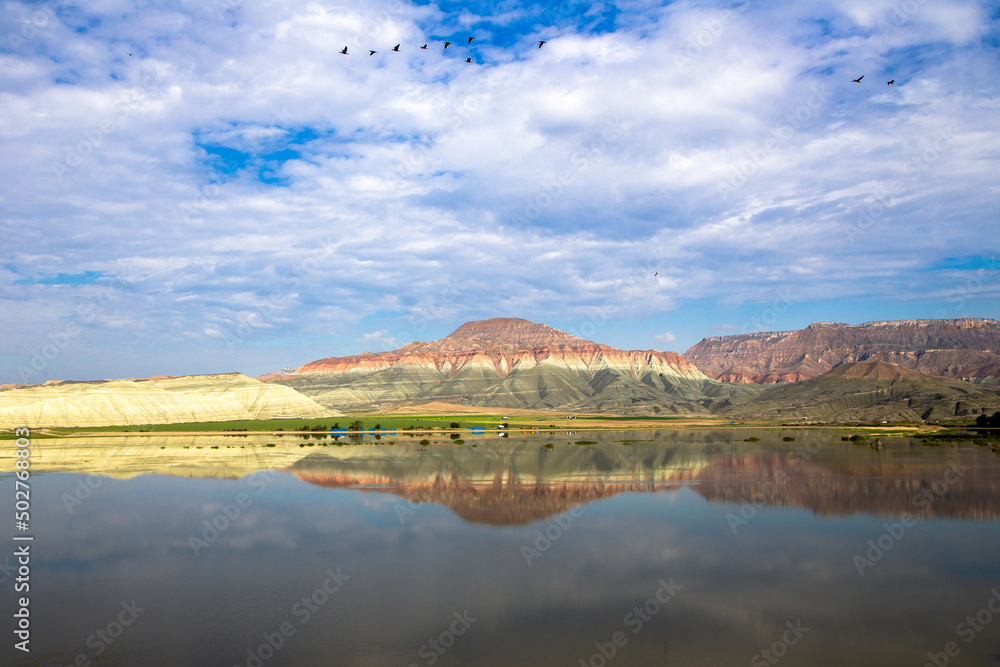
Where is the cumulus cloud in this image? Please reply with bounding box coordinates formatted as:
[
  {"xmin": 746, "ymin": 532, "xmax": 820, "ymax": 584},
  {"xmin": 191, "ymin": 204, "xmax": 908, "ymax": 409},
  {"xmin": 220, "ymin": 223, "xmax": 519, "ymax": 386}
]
[
  {"xmin": 1, "ymin": 0, "xmax": 998, "ymax": 381},
  {"xmin": 655, "ymin": 331, "xmax": 678, "ymax": 345}
]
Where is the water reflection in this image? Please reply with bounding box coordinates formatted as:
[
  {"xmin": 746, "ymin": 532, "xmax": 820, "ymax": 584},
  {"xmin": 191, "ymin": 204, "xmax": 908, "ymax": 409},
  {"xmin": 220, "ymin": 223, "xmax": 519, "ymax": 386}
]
[
  {"xmin": 15, "ymin": 430, "xmax": 1000, "ymax": 522},
  {"xmin": 2, "ymin": 430, "xmax": 999, "ymax": 666}
]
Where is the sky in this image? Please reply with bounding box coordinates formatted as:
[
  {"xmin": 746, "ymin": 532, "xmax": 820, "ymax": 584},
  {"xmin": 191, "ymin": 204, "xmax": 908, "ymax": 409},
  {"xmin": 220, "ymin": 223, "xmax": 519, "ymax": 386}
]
[{"xmin": 2, "ymin": 0, "xmax": 999, "ymax": 384}]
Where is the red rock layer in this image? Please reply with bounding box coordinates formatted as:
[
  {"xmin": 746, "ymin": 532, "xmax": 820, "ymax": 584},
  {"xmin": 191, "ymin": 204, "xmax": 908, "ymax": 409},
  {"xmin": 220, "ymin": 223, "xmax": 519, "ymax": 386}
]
[
  {"xmin": 684, "ymin": 318, "xmax": 1000, "ymax": 384},
  {"xmin": 292, "ymin": 318, "xmax": 704, "ymax": 380}
]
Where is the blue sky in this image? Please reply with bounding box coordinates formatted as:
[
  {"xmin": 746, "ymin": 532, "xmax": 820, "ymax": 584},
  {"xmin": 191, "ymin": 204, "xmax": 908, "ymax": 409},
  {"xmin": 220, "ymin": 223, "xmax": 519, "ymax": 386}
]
[{"xmin": 2, "ymin": 0, "xmax": 999, "ymax": 383}]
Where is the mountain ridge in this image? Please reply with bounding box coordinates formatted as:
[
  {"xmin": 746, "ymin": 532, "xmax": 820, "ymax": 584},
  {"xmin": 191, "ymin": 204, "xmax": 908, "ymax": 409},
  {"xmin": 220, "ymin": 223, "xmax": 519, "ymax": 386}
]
[
  {"xmin": 684, "ymin": 318, "xmax": 1000, "ymax": 384},
  {"xmin": 262, "ymin": 317, "xmax": 745, "ymax": 414},
  {"xmin": 717, "ymin": 360, "xmax": 1000, "ymax": 421}
]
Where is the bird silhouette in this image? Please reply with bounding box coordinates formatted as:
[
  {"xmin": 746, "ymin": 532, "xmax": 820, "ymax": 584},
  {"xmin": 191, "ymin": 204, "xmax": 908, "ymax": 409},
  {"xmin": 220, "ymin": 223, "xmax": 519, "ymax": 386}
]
[
  {"xmin": 340, "ymin": 46, "xmax": 348, "ymax": 55},
  {"xmin": 369, "ymin": 50, "xmax": 377, "ymax": 56},
  {"xmin": 420, "ymin": 44, "xmax": 428, "ymax": 49},
  {"xmin": 538, "ymin": 40, "xmax": 546, "ymax": 48},
  {"xmin": 654, "ymin": 272, "xmax": 658, "ymax": 276},
  {"xmin": 127, "ymin": 53, "xmax": 134, "ymax": 57},
  {"xmin": 444, "ymin": 41, "xmax": 452, "ymax": 49},
  {"xmin": 467, "ymin": 36, "xmax": 474, "ymax": 44},
  {"xmin": 465, "ymin": 57, "xmax": 472, "ymax": 63},
  {"xmin": 887, "ymin": 79, "xmax": 895, "ymax": 85},
  {"xmin": 852, "ymin": 75, "xmax": 863, "ymax": 83},
  {"xmin": 392, "ymin": 44, "xmax": 400, "ymax": 52}
]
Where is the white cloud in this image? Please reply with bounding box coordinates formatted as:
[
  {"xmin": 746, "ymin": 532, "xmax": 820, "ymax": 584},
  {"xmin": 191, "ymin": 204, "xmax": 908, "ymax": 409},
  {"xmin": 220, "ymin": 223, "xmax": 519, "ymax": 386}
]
[
  {"xmin": 360, "ymin": 330, "xmax": 399, "ymax": 351},
  {"xmin": 654, "ymin": 331, "xmax": 677, "ymax": 345},
  {"xmin": 1, "ymin": 0, "xmax": 998, "ymax": 381}
]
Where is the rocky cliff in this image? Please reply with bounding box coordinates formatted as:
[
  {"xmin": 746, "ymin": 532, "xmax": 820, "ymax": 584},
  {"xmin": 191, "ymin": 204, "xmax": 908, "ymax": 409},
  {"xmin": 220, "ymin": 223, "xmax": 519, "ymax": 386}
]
[
  {"xmin": 683, "ymin": 318, "xmax": 1000, "ymax": 384},
  {"xmin": 0, "ymin": 373, "xmax": 336, "ymax": 429},
  {"xmin": 262, "ymin": 318, "xmax": 749, "ymax": 413}
]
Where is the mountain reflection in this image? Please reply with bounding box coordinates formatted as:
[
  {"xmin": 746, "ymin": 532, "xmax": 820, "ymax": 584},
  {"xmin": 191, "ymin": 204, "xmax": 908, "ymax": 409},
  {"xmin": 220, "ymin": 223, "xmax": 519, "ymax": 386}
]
[
  {"xmin": 289, "ymin": 443, "xmax": 1000, "ymax": 523},
  {"xmin": 21, "ymin": 430, "xmax": 997, "ymax": 524}
]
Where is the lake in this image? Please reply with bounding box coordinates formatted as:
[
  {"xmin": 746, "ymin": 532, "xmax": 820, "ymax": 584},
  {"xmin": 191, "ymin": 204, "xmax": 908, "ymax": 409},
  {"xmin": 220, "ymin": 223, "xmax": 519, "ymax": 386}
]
[{"xmin": 3, "ymin": 429, "xmax": 1000, "ymax": 666}]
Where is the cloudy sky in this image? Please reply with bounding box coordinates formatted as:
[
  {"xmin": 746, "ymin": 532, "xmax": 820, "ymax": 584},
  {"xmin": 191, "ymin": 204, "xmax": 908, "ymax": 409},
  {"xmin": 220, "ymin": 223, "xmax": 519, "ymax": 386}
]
[{"xmin": 2, "ymin": 0, "xmax": 999, "ymax": 383}]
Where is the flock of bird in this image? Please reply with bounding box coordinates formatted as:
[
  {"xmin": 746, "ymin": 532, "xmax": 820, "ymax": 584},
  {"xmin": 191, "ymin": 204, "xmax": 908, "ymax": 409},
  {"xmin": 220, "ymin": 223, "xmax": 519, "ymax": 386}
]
[
  {"xmin": 337, "ymin": 37, "xmax": 546, "ymax": 63},
  {"xmin": 130, "ymin": 42, "xmax": 895, "ymax": 84},
  {"xmin": 852, "ymin": 74, "xmax": 895, "ymax": 85}
]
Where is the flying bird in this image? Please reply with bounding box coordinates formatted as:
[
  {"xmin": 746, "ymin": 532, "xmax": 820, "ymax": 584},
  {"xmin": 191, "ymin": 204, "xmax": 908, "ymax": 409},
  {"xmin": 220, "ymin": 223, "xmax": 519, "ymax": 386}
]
[
  {"xmin": 444, "ymin": 41, "xmax": 452, "ymax": 49},
  {"xmin": 465, "ymin": 57, "xmax": 472, "ymax": 63},
  {"xmin": 654, "ymin": 272, "xmax": 658, "ymax": 276},
  {"xmin": 420, "ymin": 44, "xmax": 428, "ymax": 49},
  {"xmin": 538, "ymin": 40, "xmax": 546, "ymax": 48},
  {"xmin": 340, "ymin": 46, "xmax": 348, "ymax": 55},
  {"xmin": 852, "ymin": 75, "xmax": 863, "ymax": 83},
  {"xmin": 369, "ymin": 50, "xmax": 377, "ymax": 56},
  {"xmin": 392, "ymin": 44, "xmax": 400, "ymax": 52},
  {"xmin": 467, "ymin": 36, "xmax": 475, "ymax": 44},
  {"xmin": 887, "ymin": 79, "xmax": 895, "ymax": 85},
  {"xmin": 127, "ymin": 53, "xmax": 133, "ymax": 57}
]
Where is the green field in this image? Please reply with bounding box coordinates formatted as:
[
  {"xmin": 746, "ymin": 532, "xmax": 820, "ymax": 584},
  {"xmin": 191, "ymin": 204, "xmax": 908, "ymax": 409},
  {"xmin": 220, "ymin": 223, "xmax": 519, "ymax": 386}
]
[
  {"xmin": 0, "ymin": 414, "xmax": 540, "ymax": 438},
  {"xmin": 0, "ymin": 414, "xmax": 981, "ymax": 439}
]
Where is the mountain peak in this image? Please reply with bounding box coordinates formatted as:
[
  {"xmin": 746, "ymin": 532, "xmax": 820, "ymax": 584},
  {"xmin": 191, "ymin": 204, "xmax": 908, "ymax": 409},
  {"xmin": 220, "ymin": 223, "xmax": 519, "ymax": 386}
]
[
  {"xmin": 265, "ymin": 316, "xmax": 716, "ymax": 413},
  {"xmin": 432, "ymin": 318, "xmax": 589, "ymax": 351}
]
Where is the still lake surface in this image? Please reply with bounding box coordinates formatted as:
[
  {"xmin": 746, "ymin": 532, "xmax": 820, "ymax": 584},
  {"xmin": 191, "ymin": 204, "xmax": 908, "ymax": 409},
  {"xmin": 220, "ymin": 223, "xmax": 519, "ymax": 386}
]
[{"xmin": 2, "ymin": 428, "xmax": 1000, "ymax": 667}]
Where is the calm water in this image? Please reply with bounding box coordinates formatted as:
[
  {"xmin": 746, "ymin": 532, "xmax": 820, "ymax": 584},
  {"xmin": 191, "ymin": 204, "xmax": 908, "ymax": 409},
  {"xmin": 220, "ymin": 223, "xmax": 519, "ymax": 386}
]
[{"xmin": 2, "ymin": 429, "xmax": 1000, "ymax": 666}]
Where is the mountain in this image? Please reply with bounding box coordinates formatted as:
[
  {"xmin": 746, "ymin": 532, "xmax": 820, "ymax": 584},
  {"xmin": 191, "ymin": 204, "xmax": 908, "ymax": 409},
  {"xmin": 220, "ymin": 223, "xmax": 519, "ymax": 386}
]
[
  {"xmin": 683, "ymin": 318, "xmax": 1000, "ymax": 384},
  {"xmin": 0, "ymin": 373, "xmax": 337, "ymax": 429},
  {"xmin": 718, "ymin": 361, "xmax": 1000, "ymax": 422},
  {"xmin": 261, "ymin": 318, "xmax": 753, "ymax": 414}
]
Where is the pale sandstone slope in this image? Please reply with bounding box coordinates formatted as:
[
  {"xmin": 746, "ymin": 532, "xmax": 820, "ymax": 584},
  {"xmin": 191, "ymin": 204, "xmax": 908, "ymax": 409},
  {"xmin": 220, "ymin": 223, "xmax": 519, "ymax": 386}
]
[{"xmin": 0, "ymin": 373, "xmax": 337, "ymax": 429}]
